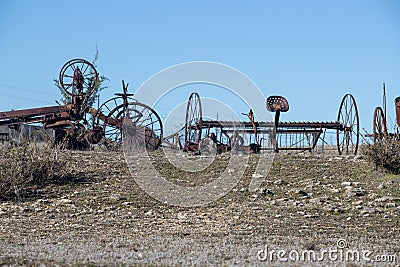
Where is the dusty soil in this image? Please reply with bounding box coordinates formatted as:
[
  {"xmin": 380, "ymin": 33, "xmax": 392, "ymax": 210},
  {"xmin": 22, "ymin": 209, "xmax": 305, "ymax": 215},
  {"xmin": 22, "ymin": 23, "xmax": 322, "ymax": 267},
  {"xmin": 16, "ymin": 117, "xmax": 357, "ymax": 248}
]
[{"xmin": 0, "ymin": 149, "xmax": 399, "ymax": 266}]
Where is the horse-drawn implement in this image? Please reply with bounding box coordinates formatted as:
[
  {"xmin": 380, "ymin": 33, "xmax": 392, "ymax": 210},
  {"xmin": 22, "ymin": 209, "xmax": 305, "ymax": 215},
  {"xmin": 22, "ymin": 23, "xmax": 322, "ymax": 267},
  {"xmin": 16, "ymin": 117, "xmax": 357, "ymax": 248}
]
[
  {"xmin": 0, "ymin": 59, "xmax": 163, "ymax": 150},
  {"xmin": 165, "ymin": 92, "xmax": 360, "ymax": 155}
]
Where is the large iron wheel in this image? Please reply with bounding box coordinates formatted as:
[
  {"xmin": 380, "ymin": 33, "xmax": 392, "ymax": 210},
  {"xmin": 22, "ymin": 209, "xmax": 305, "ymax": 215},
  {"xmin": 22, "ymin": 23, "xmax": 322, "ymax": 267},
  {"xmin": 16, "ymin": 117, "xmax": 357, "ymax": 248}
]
[
  {"xmin": 185, "ymin": 92, "xmax": 202, "ymax": 143},
  {"xmin": 59, "ymin": 58, "xmax": 99, "ymax": 96},
  {"xmin": 94, "ymin": 96, "xmax": 163, "ymax": 151},
  {"xmin": 373, "ymin": 106, "xmax": 387, "ymax": 144},
  {"xmin": 337, "ymin": 94, "xmax": 360, "ymax": 155}
]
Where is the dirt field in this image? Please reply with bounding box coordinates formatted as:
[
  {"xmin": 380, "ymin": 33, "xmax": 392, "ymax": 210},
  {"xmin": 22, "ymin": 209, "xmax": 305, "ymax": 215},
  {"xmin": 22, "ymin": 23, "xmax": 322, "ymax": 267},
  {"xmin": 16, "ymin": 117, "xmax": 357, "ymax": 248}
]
[{"xmin": 0, "ymin": 149, "xmax": 399, "ymax": 266}]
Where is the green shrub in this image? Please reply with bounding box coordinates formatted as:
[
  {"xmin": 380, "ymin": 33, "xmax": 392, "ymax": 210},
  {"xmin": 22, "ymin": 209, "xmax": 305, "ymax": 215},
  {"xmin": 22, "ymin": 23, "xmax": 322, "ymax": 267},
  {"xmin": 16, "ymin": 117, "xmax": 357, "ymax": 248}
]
[
  {"xmin": 362, "ymin": 135, "xmax": 400, "ymax": 174},
  {"xmin": 0, "ymin": 143, "xmax": 69, "ymax": 200}
]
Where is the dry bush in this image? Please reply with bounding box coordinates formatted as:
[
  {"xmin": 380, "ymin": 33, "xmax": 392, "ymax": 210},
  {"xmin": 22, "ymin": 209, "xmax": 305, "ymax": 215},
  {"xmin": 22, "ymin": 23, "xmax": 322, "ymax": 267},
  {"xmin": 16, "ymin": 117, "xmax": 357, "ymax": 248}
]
[
  {"xmin": 0, "ymin": 143, "xmax": 70, "ymax": 200},
  {"xmin": 362, "ymin": 135, "xmax": 400, "ymax": 174}
]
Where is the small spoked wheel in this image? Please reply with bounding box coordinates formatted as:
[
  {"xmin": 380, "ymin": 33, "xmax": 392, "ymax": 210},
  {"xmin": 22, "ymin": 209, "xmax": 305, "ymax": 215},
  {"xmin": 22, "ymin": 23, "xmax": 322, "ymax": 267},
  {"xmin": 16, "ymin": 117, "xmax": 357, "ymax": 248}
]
[
  {"xmin": 59, "ymin": 58, "xmax": 99, "ymax": 96},
  {"xmin": 372, "ymin": 106, "xmax": 387, "ymax": 144}
]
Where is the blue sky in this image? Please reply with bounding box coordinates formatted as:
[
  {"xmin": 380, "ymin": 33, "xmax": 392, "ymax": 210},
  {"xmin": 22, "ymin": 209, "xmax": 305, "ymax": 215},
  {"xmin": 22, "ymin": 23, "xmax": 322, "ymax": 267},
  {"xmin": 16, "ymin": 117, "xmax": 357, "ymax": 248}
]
[{"xmin": 0, "ymin": 0, "xmax": 399, "ymax": 135}]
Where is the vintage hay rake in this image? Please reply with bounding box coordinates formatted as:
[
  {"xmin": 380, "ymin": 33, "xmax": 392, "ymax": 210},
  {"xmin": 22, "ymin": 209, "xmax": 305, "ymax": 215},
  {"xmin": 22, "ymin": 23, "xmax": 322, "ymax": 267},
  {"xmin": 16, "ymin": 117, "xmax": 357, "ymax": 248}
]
[{"xmin": 163, "ymin": 92, "xmax": 360, "ymax": 155}]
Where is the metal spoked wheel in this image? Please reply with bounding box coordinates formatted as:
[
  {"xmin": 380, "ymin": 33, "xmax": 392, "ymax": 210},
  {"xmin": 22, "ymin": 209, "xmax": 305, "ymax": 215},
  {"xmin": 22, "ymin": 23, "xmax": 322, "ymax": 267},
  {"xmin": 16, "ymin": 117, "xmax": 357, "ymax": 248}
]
[
  {"xmin": 185, "ymin": 92, "xmax": 203, "ymax": 143},
  {"xmin": 373, "ymin": 106, "xmax": 387, "ymax": 144},
  {"xmin": 337, "ymin": 94, "xmax": 360, "ymax": 155},
  {"xmin": 59, "ymin": 58, "xmax": 99, "ymax": 96},
  {"xmin": 94, "ymin": 96, "xmax": 163, "ymax": 151}
]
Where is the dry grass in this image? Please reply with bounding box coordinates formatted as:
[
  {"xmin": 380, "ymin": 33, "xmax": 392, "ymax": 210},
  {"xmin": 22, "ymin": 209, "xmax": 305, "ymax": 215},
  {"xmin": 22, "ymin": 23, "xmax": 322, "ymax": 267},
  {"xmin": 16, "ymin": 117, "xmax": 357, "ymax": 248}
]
[
  {"xmin": 362, "ymin": 136, "xmax": 400, "ymax": 174},
  {"xmin": 0, "ymin": 143, "xmax": 73, "ymax": 200}
]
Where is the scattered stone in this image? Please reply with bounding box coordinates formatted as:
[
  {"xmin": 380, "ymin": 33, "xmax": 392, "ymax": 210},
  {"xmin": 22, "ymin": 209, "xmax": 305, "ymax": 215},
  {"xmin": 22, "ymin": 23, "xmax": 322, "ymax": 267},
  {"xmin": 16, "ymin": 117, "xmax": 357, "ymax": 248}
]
[
  {"xmin": 252, "ymin": 174, "xmax": 263, "ymax": 179},
  {"xmin": 137, "ymin": 252, "xmax": 143, "ymax": 260},
  {"xmin": 57, "ymin": 199, "xmax": 73, "ymax": 205},
  {"xmin": 274, "ymin": 179, "xmax": 284, "ymax": 185},
  {"xmin": 364, "ymin": 207, "xmax": 376, "ymax": 214},
  {"xmin": 377, "ymin": 184, "xmax": 385, "ymax": 190},
  {"xmin": 341, "ymin": 181, "xmax": 352, "ymax": 186},
  {"xmin": 177, "ymin": 213, "xmax": 187, "ymax": 221},
  {"xmin": 109, "ymin": 194, "xmax": 126, "ymax": 202},
  {"xmin": 346, "ymin": 187, "xmax": 366, "ymax": 197},
  {"xmin": 304, "ymin": 185, "xmax": 313, "ymax": 190},
  {"xmin": 360, "ymin": 210, "xmax": 369, "ymax": 215},
  {"xmin": 352, "ymin": 200, "xmax": 363, "ymax": 205},
  {"xmin": 375, "ymin": 196, "xmax": 394, "ymax": 202},
  {"xmin": 293, "ymin": 201, "xmax": 301, "ymax": 206},
  {"xmin": 330, "ymin": 188, "xmax": 340, "ymax": 193}
]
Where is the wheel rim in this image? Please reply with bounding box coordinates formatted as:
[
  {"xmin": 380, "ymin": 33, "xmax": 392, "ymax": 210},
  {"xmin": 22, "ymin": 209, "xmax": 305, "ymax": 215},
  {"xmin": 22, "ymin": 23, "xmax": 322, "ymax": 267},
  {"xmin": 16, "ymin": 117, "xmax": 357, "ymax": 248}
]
[
  {"xmin": 59, "ymin": 59, "xmax": 99, "ymax": 96},
  {"xmin": 185, "ymin": 92, "xmax": 202, "ymax": 143},
  {"xmin": 373, "ymin": 106, "xmax": 387, "ymax": 144},
  {"xmin": 94, "ymin": 96, "xmax": 163, "ymax": 151},
  {"xmin": 336, "ymin": 94, "xmax": 360, "ymax": 155}
]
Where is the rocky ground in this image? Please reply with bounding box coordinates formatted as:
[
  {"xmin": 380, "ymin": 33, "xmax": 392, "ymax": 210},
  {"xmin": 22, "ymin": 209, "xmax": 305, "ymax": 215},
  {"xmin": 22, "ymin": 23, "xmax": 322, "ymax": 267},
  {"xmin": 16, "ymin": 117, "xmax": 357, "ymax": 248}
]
[{"xmin": 0, "ymin": 149, "xmax": 399, "ymax": 266}]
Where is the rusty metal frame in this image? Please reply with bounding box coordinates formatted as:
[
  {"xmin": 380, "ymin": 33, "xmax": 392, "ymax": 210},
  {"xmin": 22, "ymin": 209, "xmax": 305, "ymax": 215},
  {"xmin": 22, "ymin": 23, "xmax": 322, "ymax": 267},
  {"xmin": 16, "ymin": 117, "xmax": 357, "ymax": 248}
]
[{"xmin": 176, "ymin": 92, "xmax": 359, "ymax": 155}]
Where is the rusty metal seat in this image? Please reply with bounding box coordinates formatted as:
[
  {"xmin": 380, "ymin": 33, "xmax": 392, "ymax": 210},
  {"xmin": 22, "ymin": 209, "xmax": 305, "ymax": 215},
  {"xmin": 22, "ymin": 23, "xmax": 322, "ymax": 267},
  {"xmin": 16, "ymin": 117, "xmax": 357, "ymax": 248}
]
[
  {"xmin": 266, "ymin": 96, "xmax": 289, "ymax": 113},
  {"xmin": 266, "ymin": 95, "xmax": 289, "ymax": 153}
]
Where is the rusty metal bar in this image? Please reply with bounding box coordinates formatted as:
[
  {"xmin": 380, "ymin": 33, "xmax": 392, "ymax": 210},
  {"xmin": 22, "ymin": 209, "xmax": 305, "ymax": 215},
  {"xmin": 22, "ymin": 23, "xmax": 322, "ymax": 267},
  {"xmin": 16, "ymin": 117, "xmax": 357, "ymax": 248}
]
[
  {"xmin": 200, "ymin": 120, "xmax": 344, "ymax": 130},
  {"xmin": 0, "ymin": 106, "xmax": 69, "ymax": 127},
  {"xmin": 0, "ymin": 106, "xmax": 65, "ymax": 119}
]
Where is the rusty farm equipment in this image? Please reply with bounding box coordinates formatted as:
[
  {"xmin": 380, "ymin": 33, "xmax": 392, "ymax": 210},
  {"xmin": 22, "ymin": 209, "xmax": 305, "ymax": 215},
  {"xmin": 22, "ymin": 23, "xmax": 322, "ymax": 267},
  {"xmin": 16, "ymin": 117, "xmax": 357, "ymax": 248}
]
[
  {"xmin": 370, "ymin": 83, "xmax": 400, "ymax": 143},
  {"xmin": 0, "ymin": 59, "xmax": 163, "ymax": 150},
  {"xmin": 0, "ymin": 58, "xmax": 359, "ymax": 155},
  {"xmin": 165, "ymin": 92, "xmax": 360, "ymax": 155}
]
